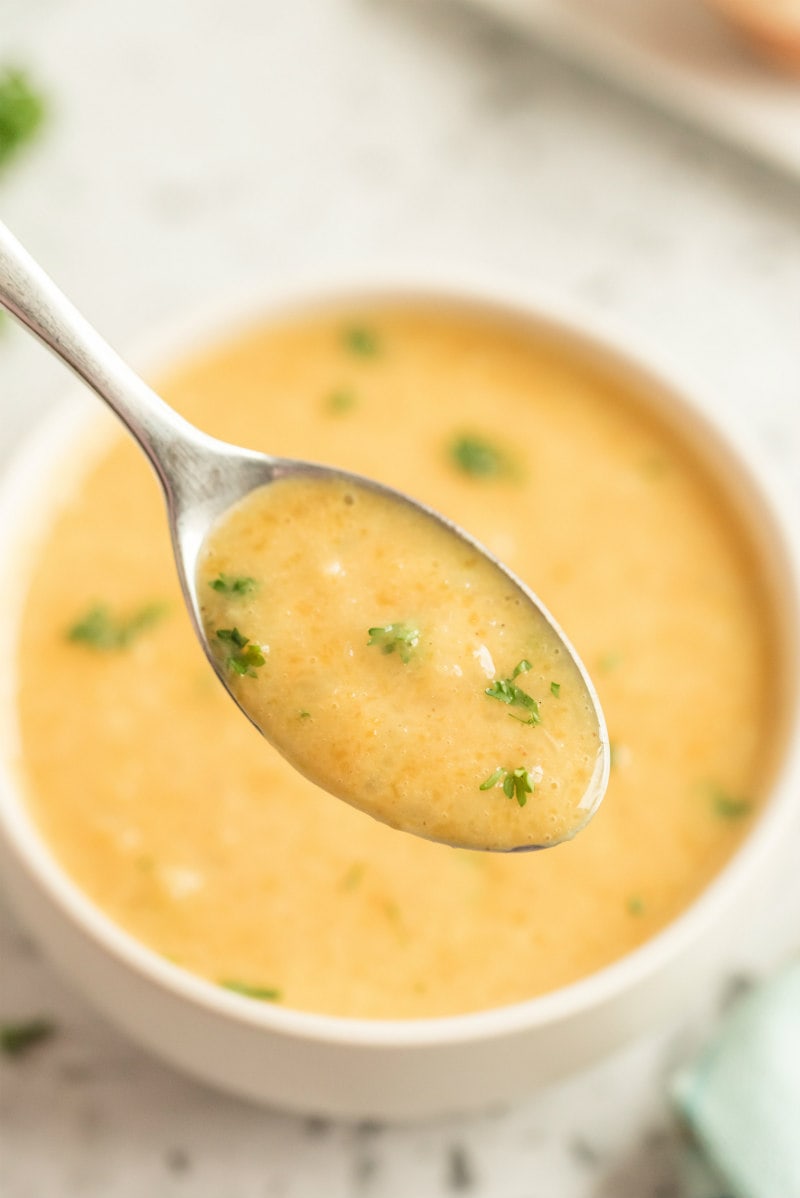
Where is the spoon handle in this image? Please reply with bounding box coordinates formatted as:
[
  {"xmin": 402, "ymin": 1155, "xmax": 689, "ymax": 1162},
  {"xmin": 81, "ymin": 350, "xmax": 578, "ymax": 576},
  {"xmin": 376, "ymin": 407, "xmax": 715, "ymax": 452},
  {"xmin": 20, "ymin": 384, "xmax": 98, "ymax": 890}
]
[{"xmin": 0, "ymin": 219, "xmax": 207, "ymax": 495}]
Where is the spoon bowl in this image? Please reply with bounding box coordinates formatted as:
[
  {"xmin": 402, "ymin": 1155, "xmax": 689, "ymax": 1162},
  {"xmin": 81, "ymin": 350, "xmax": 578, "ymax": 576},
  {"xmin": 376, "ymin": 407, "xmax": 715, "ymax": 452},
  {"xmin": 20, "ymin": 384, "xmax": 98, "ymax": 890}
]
[{"xmin": 0, "ymin": 222, "xmax": 609, "ymax": 850}]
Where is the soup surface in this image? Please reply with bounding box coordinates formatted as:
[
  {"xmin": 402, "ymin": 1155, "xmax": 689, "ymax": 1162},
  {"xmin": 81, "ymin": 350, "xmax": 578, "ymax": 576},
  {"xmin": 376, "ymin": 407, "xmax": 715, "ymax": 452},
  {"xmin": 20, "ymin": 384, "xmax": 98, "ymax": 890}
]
[
  {"xmin": 198, "ymin": 473, "xmax": 604, "ymax": 851},
  {"xmin": 17, "ymin": 302, "xmax": 773, "ymax": 1018}
]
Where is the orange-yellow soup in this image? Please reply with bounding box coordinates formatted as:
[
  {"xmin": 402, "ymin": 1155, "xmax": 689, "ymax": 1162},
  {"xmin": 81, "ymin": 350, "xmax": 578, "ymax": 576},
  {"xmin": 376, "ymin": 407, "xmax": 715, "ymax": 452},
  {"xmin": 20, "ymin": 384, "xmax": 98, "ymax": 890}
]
[{"xmin": 17, "ymin": 303, "xmax": 773, "ymax": 1018}]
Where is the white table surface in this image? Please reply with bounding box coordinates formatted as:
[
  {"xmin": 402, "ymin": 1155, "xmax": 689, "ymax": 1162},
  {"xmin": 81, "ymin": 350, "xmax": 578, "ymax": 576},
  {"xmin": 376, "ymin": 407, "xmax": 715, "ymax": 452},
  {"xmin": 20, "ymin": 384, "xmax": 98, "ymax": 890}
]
[
  {"xmin": 467, "ymin": 0, "xmax": 800, "ymax": 180},
  {"xmin": 1, "ymin": 1, "xmax": 800, "ymax": 1194}
]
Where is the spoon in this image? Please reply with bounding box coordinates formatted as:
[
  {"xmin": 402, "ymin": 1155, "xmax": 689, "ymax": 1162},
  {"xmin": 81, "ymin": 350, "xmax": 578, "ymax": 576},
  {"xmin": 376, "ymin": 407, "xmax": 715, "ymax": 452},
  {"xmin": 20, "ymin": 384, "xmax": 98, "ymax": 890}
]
[{"xmin": 0, "ymin": 220, "xmax": 609, "ymax": 851}]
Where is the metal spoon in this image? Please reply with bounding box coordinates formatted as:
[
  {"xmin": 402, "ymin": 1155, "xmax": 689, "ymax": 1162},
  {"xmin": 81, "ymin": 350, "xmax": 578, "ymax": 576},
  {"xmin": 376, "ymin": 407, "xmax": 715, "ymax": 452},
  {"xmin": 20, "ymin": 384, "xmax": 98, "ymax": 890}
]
[{"xmin": 0, "ymin": 220, "xmax": 609, "ymax": 849}]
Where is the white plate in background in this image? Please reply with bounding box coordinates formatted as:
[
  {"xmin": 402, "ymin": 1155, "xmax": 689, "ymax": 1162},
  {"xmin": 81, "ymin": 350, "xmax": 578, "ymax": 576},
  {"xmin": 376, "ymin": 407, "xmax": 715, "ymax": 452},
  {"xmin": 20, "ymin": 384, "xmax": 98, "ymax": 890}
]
[{"xmin": 464, "ymin": 0, "xmax": 800, "ymax": 179}]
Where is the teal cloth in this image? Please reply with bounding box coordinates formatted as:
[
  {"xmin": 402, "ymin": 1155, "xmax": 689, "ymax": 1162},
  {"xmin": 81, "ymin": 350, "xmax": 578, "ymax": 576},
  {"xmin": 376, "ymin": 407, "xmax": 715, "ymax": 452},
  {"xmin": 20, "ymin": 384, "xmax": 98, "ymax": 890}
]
[{"xmin": 672, "ymin": 960, "xmax": 800, "ymax": 1198}]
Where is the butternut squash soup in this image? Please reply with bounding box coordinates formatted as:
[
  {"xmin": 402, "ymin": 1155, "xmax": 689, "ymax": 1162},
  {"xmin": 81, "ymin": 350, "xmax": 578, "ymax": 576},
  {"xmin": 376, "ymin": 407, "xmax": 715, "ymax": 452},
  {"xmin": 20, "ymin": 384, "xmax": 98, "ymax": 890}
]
[
  {"xmin": 197, "ymin": 473, "xmax": 605, "ymax": 852},
  {"xmin": 16, "ymin": 302, "xmax": 773, "ymax": 1019}
]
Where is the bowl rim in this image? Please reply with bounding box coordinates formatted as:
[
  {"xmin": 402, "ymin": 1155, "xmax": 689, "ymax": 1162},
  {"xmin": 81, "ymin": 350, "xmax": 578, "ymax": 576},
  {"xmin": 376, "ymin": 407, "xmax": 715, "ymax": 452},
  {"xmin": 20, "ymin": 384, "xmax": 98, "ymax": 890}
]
[{"xmin": 1, "ymin": 270, "xmax": 799, "ymax": 1050}]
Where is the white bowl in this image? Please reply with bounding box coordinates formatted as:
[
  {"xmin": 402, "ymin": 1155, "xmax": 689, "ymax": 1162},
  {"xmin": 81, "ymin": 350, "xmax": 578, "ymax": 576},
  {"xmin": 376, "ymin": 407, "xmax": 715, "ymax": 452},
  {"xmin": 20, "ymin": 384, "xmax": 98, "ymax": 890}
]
[{"xmin": 1, "ymin": 281, "xmax": 799, "ymax": 1121}]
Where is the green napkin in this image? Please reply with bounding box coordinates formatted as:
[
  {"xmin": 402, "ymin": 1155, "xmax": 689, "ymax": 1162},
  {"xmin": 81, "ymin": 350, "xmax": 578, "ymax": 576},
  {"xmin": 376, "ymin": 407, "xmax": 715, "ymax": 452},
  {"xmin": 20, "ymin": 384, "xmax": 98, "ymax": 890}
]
[{"xmin": 672, "ymin": 960, "xmax": 800, "ymax": 1198}]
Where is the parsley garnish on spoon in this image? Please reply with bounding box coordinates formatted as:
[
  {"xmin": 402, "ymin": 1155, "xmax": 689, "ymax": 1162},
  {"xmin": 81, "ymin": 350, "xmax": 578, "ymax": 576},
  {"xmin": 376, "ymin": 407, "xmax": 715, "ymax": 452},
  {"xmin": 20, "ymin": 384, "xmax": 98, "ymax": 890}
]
[
  {"xmin": 479, "ymin": 766, "xmax": 539, "ymax": 808},
  {"xmin": 215, "ymin": 628, "xmax": 265, "ymax": 677},
  {"xmin": 485, "ymin": 660, "xmax": 542, "ymax": 726},
  {"xmin": 209, "ymin": 573, "xmax": 257, "ymax": 595},
  {"xmin": 367, "ymin": 622, "xmax": 420, "ymax": 663}
]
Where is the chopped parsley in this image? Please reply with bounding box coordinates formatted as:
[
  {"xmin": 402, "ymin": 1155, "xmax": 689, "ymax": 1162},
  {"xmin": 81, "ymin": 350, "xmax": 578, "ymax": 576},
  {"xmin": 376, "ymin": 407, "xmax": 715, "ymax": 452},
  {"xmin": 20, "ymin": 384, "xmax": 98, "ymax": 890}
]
[
  {"xmin": 299, "ymin": 709, "xmax": 312, "ymax": 720},
  {"xmin": 209, "ymin": 574, "xmax": 257, "ymax": 596},
  {"xmin": 67, "ymin": 602, "xmax": 168, "ymax": 650},
  {"xmin": 220, "ymin": 980, "xmax": 281, "ymax": 1002},
  {"xmin": 1, "ymin": 1018, "xmax": 55, "ymax": 1057},
  {"xmin": 0, "ymin": 68, "xmax": 45, "ymax": 170},
  {"xmin": 626, "ymin": 896, "xmax": 645, "ymax": 917},
  {"xmin": 485, "ymin": 660, "xmax": 541, "ymax": 725},
  {"xmin": 479, "ymin": 765, "xmax": 536, "ymax": 808},
  {"xmin": 216, "ymin": 627, "xmax": 265, "ymax": 677},
  {"xmin": 448, "ymin": 433, "xmax": 517, "ymax": 480},
  {"xmin": 325, "ymin": 387, "xmax": 357, "ymax": 414},
  {"xmin": 712, "ymin": 789, "xmax": 753, "ymax": 820},
  {"xmin": 550, "ymin": 681, "xmax": 561, "ymax": 697},
  {"xmin": 367, "ymin": 622, "xmax": 420, "ymax": 663},
  {"xmin": 342, "ymin": 325, "xmax": 379, "ymax": 357}
]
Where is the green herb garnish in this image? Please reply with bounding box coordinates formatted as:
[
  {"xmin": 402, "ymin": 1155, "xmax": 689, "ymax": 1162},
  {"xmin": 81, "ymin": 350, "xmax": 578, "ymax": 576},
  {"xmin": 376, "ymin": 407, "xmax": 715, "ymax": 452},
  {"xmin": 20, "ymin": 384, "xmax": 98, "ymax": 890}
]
[
  {"xmin": 626, "ymin": 896, "xmax": 645, "ymax": 917},
  {"xmin": 299, "ymin": 710, "xmax": 312, "ymax": 720},
  {"xmin": 479, "ymin": 765, "xmax": 536, "ymax": 808},
  {"xmin": 485, "ymin": 660, "xmax": 541, "ymax": 725},
  {"xmin": 216, "ymin": 627, "xmax": 265, "ymax": 677},
  {"xmin": 448, "ymin": 433, "xmax": 517, "ymax": 480},
  {"xmin": 209, "ymin": 574, "xmax": 257, "ymax": 596},
  {"xmin": 220, "ymin": 980, "xmax": 281, "ymax": 1002},
  {"xmin": 343, "ymin": 325, "xmax": 379, "ymax": 357},
  {"xmin": 0, "ymin": 69, "xmax": 45, "ymax": 170},
  {"xmin": 550, "ymin": 681, "xmax": 561, "ymax": 697},
  {"xmin": 217, "ymin": 627, "xmax": 248, "ymax": 648},
  {"xmin": 325, "ymin": 387, "xmax": 357, "ymax": 414},
  {"xmin": 712, "ymin": 789, "xmax": 753, "ymax": 820},
  {"xmin": 367, "ymin": 622, "xmax": 420, "ymax": 663},
  {"xmin": 1, "ymin": 1018, "xmax": 55, "ymax": 1057},
  {"xmin": 67, "ymin": 602, "xmax": 168, "ymax": 650}
]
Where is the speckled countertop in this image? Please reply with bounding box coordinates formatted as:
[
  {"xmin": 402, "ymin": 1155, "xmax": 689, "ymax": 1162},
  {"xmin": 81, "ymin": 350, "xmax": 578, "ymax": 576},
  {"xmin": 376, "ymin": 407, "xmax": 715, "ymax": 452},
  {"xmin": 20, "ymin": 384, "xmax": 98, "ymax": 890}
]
[{"xmin": 2, "ymin": 1, "xmax": 800, "ymax": 1194}]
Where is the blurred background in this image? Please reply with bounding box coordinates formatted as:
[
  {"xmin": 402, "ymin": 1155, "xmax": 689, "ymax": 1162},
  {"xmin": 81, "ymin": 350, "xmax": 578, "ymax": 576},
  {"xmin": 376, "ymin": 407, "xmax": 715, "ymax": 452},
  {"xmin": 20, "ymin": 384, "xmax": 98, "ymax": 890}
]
[{"xmin": 1, "ymin": 1, "xmax": 799, "ymax": 1195}]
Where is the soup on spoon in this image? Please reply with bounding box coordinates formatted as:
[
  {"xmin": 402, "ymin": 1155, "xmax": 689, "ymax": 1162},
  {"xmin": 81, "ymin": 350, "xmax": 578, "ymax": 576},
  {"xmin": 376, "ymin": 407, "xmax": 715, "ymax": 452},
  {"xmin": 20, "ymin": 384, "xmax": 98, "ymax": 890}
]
[{"xmin": 198, "ymin": 472, "xmax": 607, "ymax": 851}]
